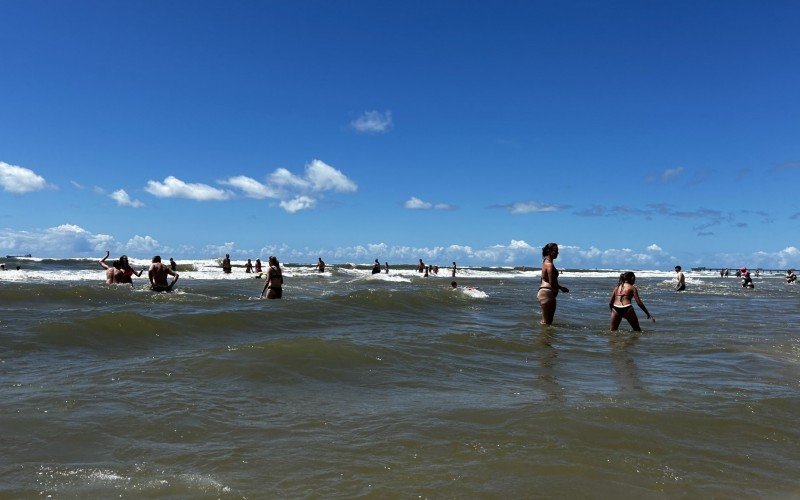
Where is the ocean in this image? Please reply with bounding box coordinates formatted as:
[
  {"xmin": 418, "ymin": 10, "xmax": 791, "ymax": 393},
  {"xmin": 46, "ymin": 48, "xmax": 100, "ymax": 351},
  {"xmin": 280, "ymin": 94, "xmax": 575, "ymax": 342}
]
[{"xmin": 2, "ymin": 257, "xmax": 799, "ymax": 497}]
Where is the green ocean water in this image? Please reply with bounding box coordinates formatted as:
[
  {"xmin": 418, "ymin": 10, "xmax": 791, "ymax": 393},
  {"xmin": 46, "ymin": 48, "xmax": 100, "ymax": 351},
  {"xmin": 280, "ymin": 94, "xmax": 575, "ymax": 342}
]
[{"xmin": 1, "ymin": 262, "xmax": 799, "ymax": 497}]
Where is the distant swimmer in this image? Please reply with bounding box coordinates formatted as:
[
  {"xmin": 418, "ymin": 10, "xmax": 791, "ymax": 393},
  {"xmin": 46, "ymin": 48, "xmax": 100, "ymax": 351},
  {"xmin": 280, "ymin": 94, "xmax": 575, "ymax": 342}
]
[
  {"xmin": 451, "ymin": 281, "xmax": 478, "ymax": 291},
  {"xmin": 255, "ymin": 258, "xmax": 262, "ymax": 274},
  {"xmin": 384, "ymin": 262, "xmax": 389, "ymax": 274},
  {"xmin": 317, "ymin": 257, "xmax": 325, "ymax": 273},
  {"xmin": 98, "ymin": 250, "xmax": 126, "ymax": 284},
  {"xmin": 786, "ymin": 269, "xmax": 797, "ymax": 284},
  {"xmin": 740, "ymin": 267, "xmax": 754, "ymax": 288},
  {"xmin": 537, "ymin": 242, "xmax": 569, "ymax": 325},
  {"xmin": 417, "ymin": 259, "xmax": 425, "ymax": 273},
  {"xmin": 372, "ymin": 259, "xmax": 381, "ymax": 274},
  {"xmin": 424, "ymin": 266, "xmax": 429, "ymax": 277},
  {"xmin": 451, "ymin": 261, "xmax": 457, "ymax": 277},
  {"xmin": 245, "ymin": 259, "xmax": 253, "ymax": 273},
  {"xmin": 609, "ymin": 272, "xmax": 654, "ymax": 332},
  {"xmin": 222, "ymin": 254, "xmax": 232, "ymax": 274},
  {"xmin": 148, "ymin": 255, "xmax": 179, "ymax": 292},
  {"xmin": 674, "ymin": 265, "xmax": 685, "ymax": 291},
  {"xmin": 720, "ymin": 268, "xmax": 725, "ymax": 278},
  {"xmin": 433, "ymin": 265, "xmax": 439, "ymax": 275},
  {"xmin": 724, "ymin": 268, "xmax": 730, "ymax": 277},
  {"xmin": 169, "ymin": 257, "xmax": 177, "ymax": 271},
  {"xmin": 260, "ymin": 256, "xmax": 283, "ymax": 299}
]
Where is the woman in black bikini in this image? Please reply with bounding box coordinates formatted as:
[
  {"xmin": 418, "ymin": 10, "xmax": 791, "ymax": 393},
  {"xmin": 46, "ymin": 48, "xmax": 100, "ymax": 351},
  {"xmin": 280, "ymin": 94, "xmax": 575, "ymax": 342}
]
[
  {"xmin": 609, "ymin": 272, "xmax": 654, "ymax": 332},
  {"xmin": 537, "ymin": 242, "xmax": 569, "ymax": 325},
  {"xmin": 260, "ymin": 256, "xmax": 284, "ymax": 299}
]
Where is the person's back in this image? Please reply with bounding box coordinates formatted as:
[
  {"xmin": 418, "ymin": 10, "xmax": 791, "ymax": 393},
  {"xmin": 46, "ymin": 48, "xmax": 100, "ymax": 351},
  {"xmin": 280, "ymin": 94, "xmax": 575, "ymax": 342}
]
[
  {"xmin": 222, "ymin": 254, "xmax": 232, "ymax": 274},
  {"xmin": 170, "ymin": 258, "xmax": 177, "ymax": 271},
  {"xmin": 372, "ymin": 260, "xmax": 381, "ymax": 274},
  {"xmin": 149, "ymin": 255, "xmax": 179, "ymax": 291}
]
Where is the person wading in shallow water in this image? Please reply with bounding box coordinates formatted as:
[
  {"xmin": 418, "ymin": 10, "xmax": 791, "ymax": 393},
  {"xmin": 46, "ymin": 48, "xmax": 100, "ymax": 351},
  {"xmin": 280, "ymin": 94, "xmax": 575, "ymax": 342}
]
[
  {"xmin": 260, "ymin": 256, "xmax": 284, "ymax": 299},
  {"xmin": 149, "ymin": 255, "xmax": 179, "ymax": 292},
  {"xmin": 537, "ymin": 242, "xmax": 569, "ymax": 325},
  {"xmin": 609, "ymin": 272, "xmax": 654, "ymax": 332}
]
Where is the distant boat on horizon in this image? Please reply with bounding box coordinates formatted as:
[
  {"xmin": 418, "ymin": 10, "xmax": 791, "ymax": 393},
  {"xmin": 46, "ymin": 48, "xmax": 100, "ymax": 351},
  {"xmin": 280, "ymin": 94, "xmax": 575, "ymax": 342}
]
[{"xmin": 5, "ymin": 254, "xmax": 32, "ymax": 258}]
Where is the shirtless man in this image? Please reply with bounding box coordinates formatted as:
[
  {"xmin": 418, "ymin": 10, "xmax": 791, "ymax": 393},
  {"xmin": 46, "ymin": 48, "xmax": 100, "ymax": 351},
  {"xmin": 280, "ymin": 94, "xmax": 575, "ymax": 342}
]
[
  {"xmin": 222, "ymin": 254, "xmax": 232, "ymax": 274},
  {"xmin": 99, "ymin": 250, "xmax": 123, "ymax": 284},
  {"xmin": 372, "ymin": 259, "xmax": 381, "ymax": 274},
  {"xmin": 148, "ymin": 255, "xmax": 179, "ymax": 292},
  {"xmin": 417, "ymin": 259, "xmax": 425, "ymax": 273},
  {"xmin": 317, "ymin": 257, "xmax": 325, "ymax": 273},
  {"xmin": 787, "ymin": 269, "xmax": 797, "ymax": 284},
  {"xmin": 451, "ymin": 261, "xmax": 457, "ymax": 277},
  {"xmin": 674, "ymin": 265, "xmax": 685, "ymax": 291}
]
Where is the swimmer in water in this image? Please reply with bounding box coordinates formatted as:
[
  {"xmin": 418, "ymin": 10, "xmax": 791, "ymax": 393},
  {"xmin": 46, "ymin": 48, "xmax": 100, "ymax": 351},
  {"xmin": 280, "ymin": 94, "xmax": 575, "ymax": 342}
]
[
  {"xmin": 609, "ymin": 272, "xmax": 654, "ymax": 332},
  {"xmin": 260, "ymin": 256, "xmax": 283, "ymax": 299}
]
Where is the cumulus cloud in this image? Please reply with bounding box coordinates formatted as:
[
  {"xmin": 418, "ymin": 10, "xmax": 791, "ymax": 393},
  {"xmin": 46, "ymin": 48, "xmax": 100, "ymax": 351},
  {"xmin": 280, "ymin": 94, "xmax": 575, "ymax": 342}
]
[
  {"xmin": 226, "ymin": 159, "xmax": 357, "ymax": 213},
  {"xmin": 306, "ymin": 159, "xmax": 357, "ymax": 192},
  {"xmin": 351, "ymin": 110, "xmax": 393, "ymax": 134},
  {"xmin": 404, "ymin": 196, "xmax": 453, "ymax": 210},
  {"xmin": 0, "ymin": 224, "xmax": 174, "ymax": 257},
  {"xmin": 0, "ymin": 161, "xmax": 51, "ymax": 194},
  {"xmin": 219, "ymin": 175, "xmax": 280, "ymax": 199},
  {"xmin": 714, "ymin": 246, "xmax": 800, "ymax": 270},
  {"xmin": 280, "ymin": 196, "xmax": 316, "ymax": 213},
  {"xmin": 145, "ymin": 176, "xmax": 231, "ymax": 201},
  {"xmin": 496, "ymin": 201, "xmax": 564, "ymax": 214},
  {"xmin": 109, "ymin": 189, "xmax": 144, "ymax": 208}
]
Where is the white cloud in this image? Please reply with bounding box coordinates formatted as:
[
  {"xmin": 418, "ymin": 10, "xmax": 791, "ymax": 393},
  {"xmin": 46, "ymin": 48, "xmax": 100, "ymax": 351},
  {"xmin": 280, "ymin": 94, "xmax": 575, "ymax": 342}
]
[
  {"xmin": 145, "ymin": 176, "xmax": 231, "ymax": 201},
  {"xmin": 109, "ymin": 189, "xmax": 144, "ymax": 208},
  {"xmin": 0, "ymin": 161, "xmax": 50, "ymax": 194},
  {"xmin": 125, "ymin": 235, "xmax": 161, "ymax": 253},
  {"xmin": 404, "ymin": 196, "xmax": 453, "ymax": 210},
  {"xmin": 405, "ymin": 197, "xmax": 431, "ymax": 209},
  {"xmin": 306, "ymin": 159, "xmax": 357, "ymax": 192},
  {"xmin": 219, "ymin": 175, "xmax": 280, "ymax": 199},
  {"xmin": 351, "ymin": 110, "xmax": 393, "ymax": 134},
  {"xmin": 280, "ymin": 196, "xmax": 317, "ymax": 213},
  {"xmin": 71, "ymin": 181, "xmax": 84, "ymax": 189},
  {"xmin": 269, "ymin": 168, "xmax": 309, "ymax": 190},
  {"xmin": 504, "ymin": 201, "xmax": 563, "ymax": 214}
]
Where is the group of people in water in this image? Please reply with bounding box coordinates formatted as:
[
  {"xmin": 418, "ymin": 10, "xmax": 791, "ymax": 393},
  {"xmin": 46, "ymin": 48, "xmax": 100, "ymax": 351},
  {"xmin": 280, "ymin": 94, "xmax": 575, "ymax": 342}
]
[{"xmin": 97, "ymin": 245, "xmax": 793, "ymax": 328}]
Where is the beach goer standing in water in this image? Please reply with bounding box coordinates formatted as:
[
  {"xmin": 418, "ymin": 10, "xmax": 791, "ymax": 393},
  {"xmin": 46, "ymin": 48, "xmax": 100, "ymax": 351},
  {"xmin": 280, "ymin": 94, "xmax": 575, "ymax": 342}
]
[
  {"xmin": 222, "ymin": 254, "xmax": 232, "ymax": 274},
  {"xmin": 245, "ymin": 259, "xmax": 253, "ymax": 273},
  {"xmin": 260, "ymin": 256, "xmax": 283, "ymax": 299},
  {"xmin": 609, "ymin": 272, "xmax": 654, "ymax": 332},
  {"xmin": 674, "ymin": 265, "xmax": 685, "ymax": 291},
  {"xmin": 741, "ymin": 267, "xmax": 754, "ymax": 288},
  {"xmin": 786, "ymin": 269, "xmax": 797, "ymax": 284},
  {"xmin": 169, "ymin": 258, "xmax": 177, "ymax": 271},
  {"xmin": 99, "ymin": 250, "xmax": 123, "ymax": 284},
  {"xmin": 255, "ymin": 258, "xmax": 262, "ymax": 274},
  {"xmin": 317, "ymin": 257, "xmax": 325, "ymax": 273},
  {"xmin": 537, "ymin": 243, "xmax": 569, "ymax": 325},
  {"xmin": 118, "ymin": 255, "xmax": 144, "ymax": 285},
  {"xmin": 372, "ymin": 259, "xmax": 381, "ymax": 274},
  {"xmin": 148, "ymin": 255, "xmax": 179, "ymax": 292},
  {"xmin": 417, "ymin": 259, "xmax": 425, "ymax": 273},
  {"xmin": 451, "ymin": 261, "xmax": 457, "ymax": 277},
  {"xmin": 384, "ymin": 262, "xmax": 389, "ymax": 274}
]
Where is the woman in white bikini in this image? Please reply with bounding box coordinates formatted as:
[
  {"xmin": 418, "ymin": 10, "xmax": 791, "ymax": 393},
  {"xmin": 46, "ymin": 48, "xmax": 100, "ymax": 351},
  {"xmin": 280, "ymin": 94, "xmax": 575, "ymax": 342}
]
[
  {"xmin": 537, "ymin": 243, "xmax": 569, "ymax": 325},
  {"xmin": 609, "ymin": 272, "xmax": 654, "ymax": 332}
]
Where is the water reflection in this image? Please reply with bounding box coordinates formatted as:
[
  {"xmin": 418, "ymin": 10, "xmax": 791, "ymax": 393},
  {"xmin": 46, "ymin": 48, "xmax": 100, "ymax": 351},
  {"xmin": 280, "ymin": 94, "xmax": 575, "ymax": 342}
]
[
  {"xmin": 535, "ymin": 326, "xmax": 563, "ymax": 401},
  {"xmin": 609, "ymin": 333, "xmax": 643, "ymax": 393}
]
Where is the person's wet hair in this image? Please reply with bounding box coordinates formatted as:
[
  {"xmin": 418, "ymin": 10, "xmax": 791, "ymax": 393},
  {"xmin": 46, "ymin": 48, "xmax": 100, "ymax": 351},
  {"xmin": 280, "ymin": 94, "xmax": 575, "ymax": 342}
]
[
  {"xmin": 152, "ymin": 255, "xmax": 162, "ymax": 263},
  {"xmin": 269, "ymin": 256, "xmax": 279, "ymax": 266},
  {"xmin": 542, "ymin": 243, "xmax": 558, "ymax": 258},
  {"xmin": 621, "ymin": 271, "xmax": 636, "ymax": 284},
  {"xmin": 451, "ymin": 281, "xmax": 457, "ymax": 288}
]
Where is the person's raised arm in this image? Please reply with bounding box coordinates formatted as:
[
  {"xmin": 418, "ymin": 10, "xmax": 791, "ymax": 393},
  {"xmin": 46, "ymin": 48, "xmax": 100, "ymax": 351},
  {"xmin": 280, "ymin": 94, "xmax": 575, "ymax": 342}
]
[
  {"xmin": 99, "ymin": 250, "xmax": 111, "ymax": 269},
  {"xmin": 633, "ymin": 286, "xmax": 654, "ymax": 322}
]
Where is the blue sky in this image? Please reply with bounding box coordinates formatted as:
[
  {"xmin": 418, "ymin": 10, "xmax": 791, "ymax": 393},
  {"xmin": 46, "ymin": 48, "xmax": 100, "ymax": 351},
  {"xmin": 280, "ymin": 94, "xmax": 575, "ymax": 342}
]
[{"xmin": 1, "ymin": 0, "xmax": 798, "ymax": 268}]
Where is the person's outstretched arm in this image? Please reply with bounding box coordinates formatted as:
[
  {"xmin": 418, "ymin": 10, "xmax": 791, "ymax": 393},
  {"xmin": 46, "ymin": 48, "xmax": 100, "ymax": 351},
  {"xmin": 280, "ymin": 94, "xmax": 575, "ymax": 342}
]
[{"xmin": 99, "ymin": 250, "xmax": 111, "ymax": 269}]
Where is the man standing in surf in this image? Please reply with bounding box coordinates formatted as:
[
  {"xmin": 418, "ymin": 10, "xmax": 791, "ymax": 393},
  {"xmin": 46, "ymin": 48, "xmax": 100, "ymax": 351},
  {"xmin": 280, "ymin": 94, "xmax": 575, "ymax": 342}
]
[{"xmin": 148, "ymin": 255, "xmax": 179, "ymax": 292}]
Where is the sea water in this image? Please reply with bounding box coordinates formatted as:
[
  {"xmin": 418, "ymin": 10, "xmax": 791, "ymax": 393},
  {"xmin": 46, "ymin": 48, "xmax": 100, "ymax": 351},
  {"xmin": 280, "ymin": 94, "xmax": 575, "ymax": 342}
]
[{"xmin": 1, "ymin": 258, "xmax": 799, "ymax": 497}]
